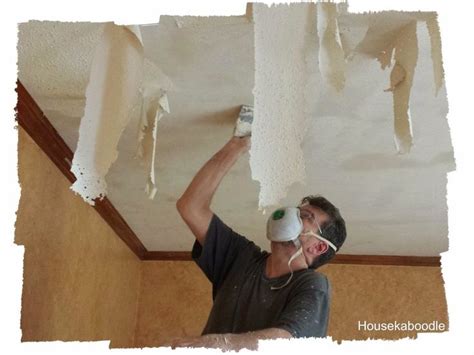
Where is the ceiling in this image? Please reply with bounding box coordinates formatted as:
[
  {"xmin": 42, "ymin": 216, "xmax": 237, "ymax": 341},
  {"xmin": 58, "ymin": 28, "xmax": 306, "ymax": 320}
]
[{"xmin": 17, "ymin": 5, "xmax": 455, "ymax": 256}]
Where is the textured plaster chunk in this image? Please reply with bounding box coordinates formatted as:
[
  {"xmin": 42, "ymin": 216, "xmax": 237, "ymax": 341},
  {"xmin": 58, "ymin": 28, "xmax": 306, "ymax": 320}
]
[
  {"xmin": 425, "ymin": 14, "xmax": 444, "ymax": 96},
  {"xmin": 251, "ymin": 3, "xmax": 311, "ymax": 209},
  {"xmin": 387, "ymin": 21, "xmax": 418, "ymax": 154},
  {"xmin": 317, "ymin": 2, "xmax": 346, "ymax": 91},
  {"xmin": 70, "ymin": 23, "xmax": 144, "ymax": 205}
]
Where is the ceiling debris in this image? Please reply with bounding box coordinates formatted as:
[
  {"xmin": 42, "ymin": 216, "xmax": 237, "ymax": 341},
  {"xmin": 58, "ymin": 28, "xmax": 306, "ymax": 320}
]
[
  {"xmin": 70, "ymin": 23, "xmax": 145, "ymax": 205},
  {"xmin": 136, "ymin": 88, "xmax": 170, "ymax": 199},
  {"xmin": 384, "ymin": 63, "xmax": 406, "ymax": 92},
  {"xmin": 388, "ymin": 21, "xmax": 418, "ymax": 154},
  {"xmin": 353, "ymin": 12, "xmax": 446, "ymax": 155},
  {"xmin": 70, "ymin": 24, "xmax": 174, "ymax": 204},
  {"xmin": 16, "ymin": 7, "xmax": 454, "ymax": 254},
  {"xmin": 135, "ymin": 58, "xmax": 174, "ymax": 199},
  {"xmin": 425, "ymin": 14, "xmax": 444, "ymax": 96},
  {"xmin": 316, "ymin": 2, "xmax": 346, "ymax": 92},
  {"xmin": 251, "ymin": 3, "xmax": 312, "ymax": 209}
]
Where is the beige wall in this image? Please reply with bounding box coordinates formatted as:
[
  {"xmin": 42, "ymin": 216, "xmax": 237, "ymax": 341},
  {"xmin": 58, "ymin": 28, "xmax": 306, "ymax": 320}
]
[
  {"xmin": 16, "ymin": 128, "xmax": 142, "ymax": 348},
  {"xmin": 320, "ymin": 263, "xmax": 448, "ymax": 341},
  {"xmin": 134, "ymin": 261, "xmax": 212, "ymax": 347},
  {"xmin": 16, "ymin": 127, "xmax": 448, "ymax": 347}
]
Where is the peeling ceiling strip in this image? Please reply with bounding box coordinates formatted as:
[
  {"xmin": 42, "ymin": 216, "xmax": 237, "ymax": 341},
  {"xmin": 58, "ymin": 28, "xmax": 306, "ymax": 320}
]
[
  {"xmin": 378, "ymin": 44, "xmax": 396, "ymax": 70},
  {"xmin": 137, "ymin": 89, "xmax": 170, "ymax": 200},
  {"xmin": 388, "ymin": 21, "xmax": 418, "ymax": 154},
  {"xmin": 425, "ymin": 14, "xmax": 444, "ymax": 96},
  {"xmin": 316, "ymin": 2, "xmax": 346, "ymax": 91},
  {"xmin": 136, "ymin": 59, "xmax": 174, "ymax": 158},
  {"xmin": 124, "ymin": 25, "xmax": 143, "ymax": 45},
  {"xmin": 70, "ymin": 23, "xmax": 144, "ymax": 205},
  {"xmin": 136, "ymin": 58, "xmax": 173, "ymax": 199},
  {"xmin": 251, "ymin": 4, "xmax": 311, "ymax": 209}
]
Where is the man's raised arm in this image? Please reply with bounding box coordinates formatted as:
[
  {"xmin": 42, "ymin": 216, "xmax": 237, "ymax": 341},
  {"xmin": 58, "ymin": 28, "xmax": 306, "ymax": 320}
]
[{"xmin": 176, "ymin": 136, "xmax": 250, "ymax": 245}]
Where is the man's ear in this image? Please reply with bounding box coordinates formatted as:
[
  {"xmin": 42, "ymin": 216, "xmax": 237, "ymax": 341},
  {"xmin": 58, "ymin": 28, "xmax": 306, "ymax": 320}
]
[
  {"xmin": 308, "ymin": 241, "xmax": 329, "ymax": 256},
  {"xmin": 315, "ymin": 241, "xmax": 329, "ymax": 256}
]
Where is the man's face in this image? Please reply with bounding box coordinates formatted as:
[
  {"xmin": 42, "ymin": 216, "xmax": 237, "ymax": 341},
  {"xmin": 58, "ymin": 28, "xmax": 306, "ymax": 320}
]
[{"xmin": 298, "ymin": 204, "xmax": 331, "ymax": 266}]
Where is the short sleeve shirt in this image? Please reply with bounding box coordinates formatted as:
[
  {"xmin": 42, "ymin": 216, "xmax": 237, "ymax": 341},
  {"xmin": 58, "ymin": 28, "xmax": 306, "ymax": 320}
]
[{"xmin": 192, "ymin": 214, "xmax": 331, "ymax": 338}]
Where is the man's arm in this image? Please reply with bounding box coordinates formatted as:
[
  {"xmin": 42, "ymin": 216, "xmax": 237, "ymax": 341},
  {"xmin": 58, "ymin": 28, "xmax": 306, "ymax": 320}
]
[
  {"xmin": 169, "ymin": 327, "xmax": 293, "ymax": 351},
  {"xmin": 176, "ymin": 136, "xmax": 250, "ymax": 246}
]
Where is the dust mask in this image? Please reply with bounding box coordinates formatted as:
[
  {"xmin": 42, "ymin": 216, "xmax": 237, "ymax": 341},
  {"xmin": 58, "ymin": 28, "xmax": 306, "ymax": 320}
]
[{"xmin": 266, "ymin": 206, "xmax": 337, "ymax": 290}]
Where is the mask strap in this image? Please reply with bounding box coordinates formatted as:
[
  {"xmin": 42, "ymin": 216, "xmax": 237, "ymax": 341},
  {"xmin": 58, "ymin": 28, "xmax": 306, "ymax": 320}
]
[
  {"xmin": 301, "ymin": 230, "xmax": 338, "ymax": 251},
  {"xmin": 298, "ymin": 202, "xmax": 337, "ymax": 252},
  {"xmin": 270, "ymin": 246, "xmax": 303, "ymax": 290}
]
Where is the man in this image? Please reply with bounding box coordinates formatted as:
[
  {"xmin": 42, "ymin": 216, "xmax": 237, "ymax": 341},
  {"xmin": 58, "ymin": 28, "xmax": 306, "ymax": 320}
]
[{"xmin": 173, "ymin": 133, "xmax": 346, "ymax": 351}]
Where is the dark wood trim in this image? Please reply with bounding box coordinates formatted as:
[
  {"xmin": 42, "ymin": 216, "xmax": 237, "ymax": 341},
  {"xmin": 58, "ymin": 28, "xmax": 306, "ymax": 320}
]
[
  {"xmin": 16, "ymin": 82, "xmax": 76, "ymax": 183},
  {"xmin": 16, "ymin": 80, "xmax": 148, "ymax": 260},
  {"xmin": 330, "ymin": 254, "xmax": 441, "ymax": 267},
  {"xmin": 143, "ymin": 251, "xmax": 441, "ymax": 267},
  {"xmin": 143, "ymin": 251, "xmax": 193, "ymax": 261},
  {"xmin": 15, "ymin": 80, "xmax": 442, "ymax": 268}
]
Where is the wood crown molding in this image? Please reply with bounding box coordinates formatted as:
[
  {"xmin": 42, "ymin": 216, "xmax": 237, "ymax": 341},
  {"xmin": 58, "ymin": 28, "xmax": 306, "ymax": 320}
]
[
  {"xmin": 15, "ymin": 80, "xmax": 441, "ymax": 267},
  {"xmin": 16, "ymin": 81, "xmax": 148, "ymax": 260}
]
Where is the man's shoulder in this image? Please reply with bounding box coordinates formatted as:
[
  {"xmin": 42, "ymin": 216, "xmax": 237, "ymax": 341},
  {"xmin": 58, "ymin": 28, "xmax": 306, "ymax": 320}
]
[{"xmin": 292, "ymin": 270, "xmax": 330, "ymax": 293}]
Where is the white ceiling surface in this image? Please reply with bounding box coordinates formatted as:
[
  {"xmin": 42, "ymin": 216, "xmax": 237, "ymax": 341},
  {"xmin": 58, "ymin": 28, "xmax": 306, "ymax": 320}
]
[{"xmin": 18, "ymin": 10, "xmax": 454, "ymax": 256}]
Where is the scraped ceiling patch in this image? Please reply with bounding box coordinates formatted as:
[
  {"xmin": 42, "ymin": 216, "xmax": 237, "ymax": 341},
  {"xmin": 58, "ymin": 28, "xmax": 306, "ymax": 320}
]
[
  {"xmin": 70, "ymin": 23, "xmax": 144, "ymax": 205},
  {"xmin": 251, "ymin": 3, "xmax": 313, "ymax": 209}
]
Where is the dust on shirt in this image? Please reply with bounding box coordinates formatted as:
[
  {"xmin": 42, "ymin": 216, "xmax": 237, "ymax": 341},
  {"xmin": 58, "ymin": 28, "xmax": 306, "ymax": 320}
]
[{"xmin": 192, "ymin": 214, "xmax": 331, "ymax": 338}]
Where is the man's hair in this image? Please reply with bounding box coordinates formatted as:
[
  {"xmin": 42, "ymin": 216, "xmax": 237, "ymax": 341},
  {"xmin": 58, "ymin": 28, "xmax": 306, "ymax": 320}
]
[{"xmin": 300, "ymin": 195, "xmax": 347, "ymax": 269}]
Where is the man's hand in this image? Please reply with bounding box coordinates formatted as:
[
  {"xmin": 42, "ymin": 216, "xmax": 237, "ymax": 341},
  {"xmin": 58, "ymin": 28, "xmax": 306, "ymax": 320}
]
[
  {"xmin": 166, "ymin": 333, "xmax": 252, "ymax": 351},
  {"xmin": 228, "ymin": 136, "xmax": 251, "ymax": 155},
  {"xmin": 165, "ymin": 334, "xmax": 231, "ymax": 351}
]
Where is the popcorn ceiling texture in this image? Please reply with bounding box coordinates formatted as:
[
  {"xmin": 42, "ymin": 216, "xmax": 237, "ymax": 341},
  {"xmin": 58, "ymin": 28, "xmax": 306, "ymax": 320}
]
[
  {"xmin": 70, "ymin": 23, "xmax": 144, "ymax": 205},
  {"xmin": 251, "ymin": 3, "xmax": 312, "ymax": 209},
  {"xmin": 19, "ymin": 22, "xmax": 174, "ymax": 205},
  {"xmin": 17, "ymin": 21, "xmax": 104, "ymax": 118},
  {"xmin": 17, "ymin": 12, "xmax": 455, "ymax": 255}
]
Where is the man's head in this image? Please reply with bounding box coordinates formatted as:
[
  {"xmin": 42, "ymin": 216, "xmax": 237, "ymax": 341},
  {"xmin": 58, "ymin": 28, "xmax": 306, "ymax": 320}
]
[{"xmin": 297, "ymin": 195, "xmax": 347, "ymax": 269}]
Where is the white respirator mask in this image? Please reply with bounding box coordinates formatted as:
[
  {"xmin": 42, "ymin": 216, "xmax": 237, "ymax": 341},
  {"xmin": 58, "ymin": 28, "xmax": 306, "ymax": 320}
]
[{"xmin": 266, "ymin": 205, "xmax": 337, "ymax": 290}]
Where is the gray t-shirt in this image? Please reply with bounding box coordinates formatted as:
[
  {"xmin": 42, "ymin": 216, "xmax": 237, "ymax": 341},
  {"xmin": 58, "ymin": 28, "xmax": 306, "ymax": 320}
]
[{"xmin": 192, "ymin": 214, "xmax": 330, "ymax": 338}]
